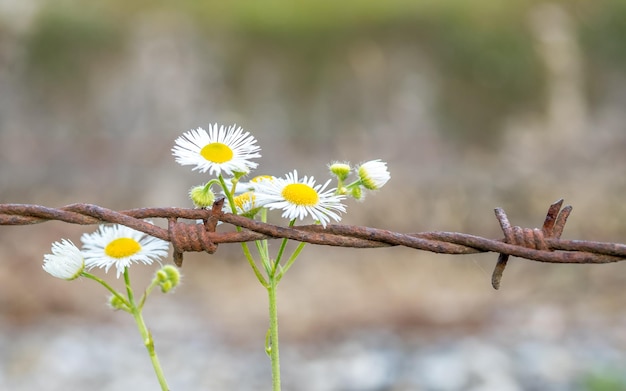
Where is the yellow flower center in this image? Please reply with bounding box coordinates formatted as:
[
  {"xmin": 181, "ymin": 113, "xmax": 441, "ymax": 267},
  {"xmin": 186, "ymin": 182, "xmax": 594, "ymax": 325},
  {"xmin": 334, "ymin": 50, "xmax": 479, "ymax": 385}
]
[
  {"xmin": 200, "ymin": 142, "xmax": 234, "ymax": 163},
  {"xmin": 281, "ymin": 183, "xmax": 319, "ymax": 206},
  {"xmin": 105, "ymin": 238, "xmax": 141, "ymax": 259},
  {"xmin": 251, "ymin": 175, "xmax": 273, "ymax": 183},
  {"xmin": 234, "ymin": 192, "xmax": 255, "ymax": 210}
]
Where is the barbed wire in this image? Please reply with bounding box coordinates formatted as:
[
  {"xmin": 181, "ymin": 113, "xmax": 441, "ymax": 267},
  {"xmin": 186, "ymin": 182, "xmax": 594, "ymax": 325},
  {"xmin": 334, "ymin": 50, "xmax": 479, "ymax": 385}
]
[{"xmin": 1, "ymin": 199, "xmax": 625, "ymax": 289}]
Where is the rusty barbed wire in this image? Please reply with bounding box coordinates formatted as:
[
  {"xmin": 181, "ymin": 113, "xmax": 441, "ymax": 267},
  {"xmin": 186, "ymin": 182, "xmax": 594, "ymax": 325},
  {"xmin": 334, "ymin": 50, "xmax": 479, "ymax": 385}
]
[{"xmin": 1, "ymin": 199, "xmax": 625, "ymax": 289}]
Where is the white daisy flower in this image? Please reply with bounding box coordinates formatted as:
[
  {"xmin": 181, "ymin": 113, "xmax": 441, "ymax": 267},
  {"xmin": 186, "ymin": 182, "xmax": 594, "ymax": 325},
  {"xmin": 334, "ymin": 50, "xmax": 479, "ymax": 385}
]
[
  {"xmin": 227, "ymin": 190, "xmax": 269, "ymax": 216},
  {"xmin": 172, "ymin": 124, "xmax": 261, "ymax": 176},
  {"xmin": 253, "ymin": 170, "xmax": 346, "ymax": 227},
  {"xmin": 357, "ymin": 159, "xmax": 390, "ymax": 190},
  {"xmin": 81, "ymin": 223, "xmax": 170, "ymax": 278},
  {"xmin": 43, "ymin": 239, "xmax": 85, "ymax": 280}
]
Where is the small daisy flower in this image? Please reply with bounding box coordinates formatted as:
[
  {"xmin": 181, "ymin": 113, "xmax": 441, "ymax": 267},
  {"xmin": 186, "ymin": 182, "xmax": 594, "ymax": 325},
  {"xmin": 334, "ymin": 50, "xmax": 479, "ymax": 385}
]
[
  {"xmin": 172, "ymin": 124, "xmax": 261, "ymax": 176},
  {"xmin": 42, "ymin": 239, "xmax": 85, "ymax": 280},
  {"xmin": 81, "ymin": 223, "xmax": 170, "ymax": 278},
  {"xmin": 232, "ymin": 191, "xmax": 257, "ymax": 213},
  {"xmin": 357, "ymin": 159, "xmax": 390, "ymax": 190},
  {"xmin": 254, "ymin": 170, "xmax": 346, "ymax": 227},
  {"xmin": 223, "ymin": 191, "xmax": 263, "ymax": 217}
]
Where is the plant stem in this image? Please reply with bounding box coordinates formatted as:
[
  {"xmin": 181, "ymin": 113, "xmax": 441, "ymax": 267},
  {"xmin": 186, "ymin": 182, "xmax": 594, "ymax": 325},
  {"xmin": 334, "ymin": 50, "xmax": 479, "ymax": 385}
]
[
  {"xmin": 277, "ymin": 242, "xmax": 306, "ymax": 283},
  {"xmin": 273, "ymin": 219, "xmax": 296, "ymax": 270},
  {"xmin": 124, "ymin": 268, "xmax": 170, "ymax": 391},
  {"xmin": 242, "ymin": 241, "xmax": 268, "ymax": 287},
  {"xmin": 82, "ymin": 272, "xmax": 130, "ymax": 309},
  {"xmin": 267, "ymin": 277, "xmax": 281, "ymax": 391},
  {"xmin": 132, "ymin": 308, "xmax": 170, "ymax": 391}
]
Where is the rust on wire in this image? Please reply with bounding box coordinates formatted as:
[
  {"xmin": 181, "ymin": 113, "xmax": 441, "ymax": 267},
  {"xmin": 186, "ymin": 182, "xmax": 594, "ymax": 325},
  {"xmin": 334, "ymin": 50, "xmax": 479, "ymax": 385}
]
[
  {"xmin": 168, "ymin": 197, "xmax": 224, "ymax": 266},
  {"xmin": 1, "ymin": 199, "xmax": 625, "ymax": 290},
  {"xmin": 491, "ymin": 199, "xmax": 571, "ymax": 289}
]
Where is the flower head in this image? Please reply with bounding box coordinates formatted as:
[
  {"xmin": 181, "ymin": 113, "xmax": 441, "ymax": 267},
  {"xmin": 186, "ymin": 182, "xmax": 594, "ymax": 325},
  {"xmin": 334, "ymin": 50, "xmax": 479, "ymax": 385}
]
[
  {"xmin": 357, "ymin": 159, "xmax": 390, "ymax": 190},
  {"xmin": 233, "ymin": 191, "xmax": 257, "ymax": 213},
  {"xmin": 43, "ymin": 239, "xmax": 85, "ymax": 280},
  {"xmin": 81, "ymin": 223, "xmax": 170, "ymax": 278},
  {"xmin": 253, "ymin": 170, "xmax": 346, "ymax": 227},
  {"xmin": 172, "ymin": 124, "xmax": 261, "ymax": 176},
  {"xmin": 222, "ymin": 190, "xmax": 265, "ymax": 217}
]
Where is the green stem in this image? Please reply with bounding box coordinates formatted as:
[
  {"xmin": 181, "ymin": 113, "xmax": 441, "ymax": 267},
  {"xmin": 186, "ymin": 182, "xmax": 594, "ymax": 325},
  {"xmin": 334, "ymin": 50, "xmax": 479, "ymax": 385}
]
[
  {"xmin": 344, "ymin": 179, "xmax": 362, "ymax": 190},
  {"xmin": 218, "ymin": 174, "xmax": 268, "ymax": 286},
  {"xmin": 82, "ymin": 272, "xmax": 130, "ymax": 309},
  {"xmin": 137, "ymin": 278, "xmax": 160, "ymax": 311},
  {"xmin": 277, "ymin": 242, "xmax": 306, "ymax": 283},
  {"xmin": 242, "ymin": 241, "xmax": 268, "ymax": 287},
  {"xmin": 132, "ymin": 309, "xmax": 169, "ymax": 390},
  {"xmin": 218, "ymin": 175, "xmax": 237, "ymax": 214},
  {"xmin": 273, "ymin": 219, "xmax": 295, "ymax": 272},
  {"xmin": 273, "ymin": 238, "xmax": 289, "ymax": 272},
  {"xmin": 256, "ymin": 239, "xmax": 273, "ymax": 276},
  {"xmin": 123, "ymin": 268, "xmax": 170, "ymax": 391},
  {"xmin": 267, "ymin": 278, "xmax": 281, "ymax": 391}
]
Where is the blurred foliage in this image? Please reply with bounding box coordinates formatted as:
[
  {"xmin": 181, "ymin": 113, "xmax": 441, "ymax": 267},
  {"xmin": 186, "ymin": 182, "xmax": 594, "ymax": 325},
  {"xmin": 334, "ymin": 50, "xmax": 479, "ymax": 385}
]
[
  {"xmin": 581, "ymin": 369, "xmax": 626, "ymax": 391},
  {"xmin": 575, "ymin": 0, "xmax": 626, "ymax": 105},
  {"xmin": 576, "ymin": 0, "xmax": 626, "ymax": 66},
  {"xmin": 24, "ymin": 2, "xmax": 125, "ymax": 87},
  {"xmin": 415, "ymin": 2, "xmax": 543, "ymax": 145},
  {"xmin": 18, "ymin": 0, "xmax": 626, "ymax": 144}
]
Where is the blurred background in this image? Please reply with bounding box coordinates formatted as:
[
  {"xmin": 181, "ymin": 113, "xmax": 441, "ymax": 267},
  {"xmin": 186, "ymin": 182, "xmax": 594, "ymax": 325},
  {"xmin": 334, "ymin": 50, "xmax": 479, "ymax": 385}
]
[{"xmin": 1, "ymin": 0, "xmax": 626, "ymax": 389}]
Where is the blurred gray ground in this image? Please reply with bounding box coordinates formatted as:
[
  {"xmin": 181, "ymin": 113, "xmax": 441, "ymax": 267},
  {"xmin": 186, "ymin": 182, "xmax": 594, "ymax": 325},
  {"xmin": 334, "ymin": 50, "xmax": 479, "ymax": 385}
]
[{"xmin": 1, "ymin": 1, "xmax": 626, "ymax": 390}]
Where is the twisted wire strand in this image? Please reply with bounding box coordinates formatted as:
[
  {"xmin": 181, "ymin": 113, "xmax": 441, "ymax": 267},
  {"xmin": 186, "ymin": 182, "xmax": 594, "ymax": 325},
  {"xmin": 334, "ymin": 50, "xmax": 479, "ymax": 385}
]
[{"xmin": 1, "ymin": 199, "xmax": 625, "ymax": 289}]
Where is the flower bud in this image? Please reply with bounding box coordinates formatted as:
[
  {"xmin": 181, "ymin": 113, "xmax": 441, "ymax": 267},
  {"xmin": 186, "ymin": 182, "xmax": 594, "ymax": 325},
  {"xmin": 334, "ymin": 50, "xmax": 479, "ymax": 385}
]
[
  {"xmin": 109, "ymin": 294, "xmax": 131, "ymax": 312},
  {"xmin": 189, "ymin": 184, "xmax": 216, "ymax": 208},
  {"xmin": 350, "ymin": 185, "xmax": 364, "ymax": 200},
  {"xmin": 156, "ymin": 265, "xmax": 181, "ymax": 293},
  {"xmin": 329, "ymin": 162, "xmax": 351, "ymax": 181}
]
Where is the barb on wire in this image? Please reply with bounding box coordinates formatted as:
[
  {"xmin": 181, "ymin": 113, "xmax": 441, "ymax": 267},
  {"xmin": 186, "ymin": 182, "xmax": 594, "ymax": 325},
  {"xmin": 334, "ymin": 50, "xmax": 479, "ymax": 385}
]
[{"xmin": 1, "ymin": 199, "xmax": 625, "ymax": 289}]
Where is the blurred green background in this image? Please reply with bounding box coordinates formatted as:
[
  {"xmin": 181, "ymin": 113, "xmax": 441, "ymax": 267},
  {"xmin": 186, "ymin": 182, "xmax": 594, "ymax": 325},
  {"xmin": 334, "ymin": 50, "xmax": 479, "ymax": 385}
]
[{"xmin": 1, "ymin": 0, "xmax": 626, "ymax": 389}]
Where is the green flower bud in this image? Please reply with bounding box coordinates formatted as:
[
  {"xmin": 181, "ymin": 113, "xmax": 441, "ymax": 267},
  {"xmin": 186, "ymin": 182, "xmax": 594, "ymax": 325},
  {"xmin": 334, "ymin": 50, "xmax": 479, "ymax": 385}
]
[
  {"xmin": 189, "ymin": 184, "xmax": 216, "ymax": 208},
  {"xmin": 109, "ymin": 294, "xmax": 130, "ymax": 312},
  {"xmin": 329, "ymin": 162, "xmax": 351, "ymax": 181},
  {"xmin": 350, "ymin": 185, "xmax": 363, "ymax": 200},
  {"xmin": 156, "ymin": 265, "xmax": 181, "ymax": 293}
]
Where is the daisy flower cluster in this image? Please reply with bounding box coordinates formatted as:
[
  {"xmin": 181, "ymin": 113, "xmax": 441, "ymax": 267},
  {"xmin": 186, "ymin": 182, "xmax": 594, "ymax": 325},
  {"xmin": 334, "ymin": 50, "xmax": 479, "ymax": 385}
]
[
  {"xmin": 41, "ymin": 223, "xmax": 176, "ymax": 390},
  {"xmin": 172, "ymin": 123, "xmax": 391, "ymax": 227},
  {"xmin": 171, "ymin": 123, "xmax": 391, "ymax": 390},
  {"xmin": 43, "ymin": 223, "xmax": 171, "ymax": 280},
  {"xmin": 38, "ymin": 122, "xmax": 391, "ymax": 391}
]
